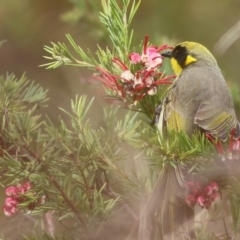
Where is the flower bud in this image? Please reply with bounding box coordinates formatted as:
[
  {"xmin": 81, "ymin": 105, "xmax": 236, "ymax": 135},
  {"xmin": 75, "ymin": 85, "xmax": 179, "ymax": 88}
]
[
  {"xmin": 185, "ymin": 194, "xmax": 197, "ymax": 207},
  {"xmin": 197, "ymin": 196, "xmax": 206, "ymax": 207}
]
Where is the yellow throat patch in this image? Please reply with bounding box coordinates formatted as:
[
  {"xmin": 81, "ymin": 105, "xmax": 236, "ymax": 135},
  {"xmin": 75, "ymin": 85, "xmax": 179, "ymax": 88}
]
[{"xmin": 171, "ymin": 55, "xmax": 197, "ymax": 76}]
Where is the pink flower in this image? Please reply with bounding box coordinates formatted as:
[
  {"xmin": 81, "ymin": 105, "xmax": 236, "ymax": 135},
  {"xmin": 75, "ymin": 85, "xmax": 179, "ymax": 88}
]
[
  {"xmin": 185, "ymin": 194, "xmax": 197, "ymax": 207},
  {"xmin": 204, "ymin": 185, "xmax": 213, "ymax": 196},
  {"xmin": 129, "ymin": 53, "xmax": 141, "ymax": 64},
  {"xmin": 94, "ymin": 36, "xmax": 174, "ymax": 104},
  {"xmin": 5, "ymin": 186, "xmax": 19, "ymax": 197},
  {"xmin": 129, "ymin": 36, "xmax": 164, "ymax": 70},
  {"xmin": 5, "ymin": 197, "xmax": 18, "ymax": 207},
  {"xmin": 3, "ymin": 205, "xmax": 17, "ymax": 216},
  {"xmin": 22, "ymin": 181, "xmax": 32, "ymax": 191},
  {"xmin": 185, "ymin": 180, "xmax": 220, "ymax": 209},
  {"xmin": 145, "ymin": 52, "xmax": 162, "ymax": 70},
  {"xmin": 208, "ymin": 181, "xmax": 219, "ymax": 192},
  {"xmin": 197, "ymin": 196, "xmax": 206, "ymax": 207},
  {"xmin": 3, "ymin": 181, "xmax": 34, "ymax": 216}
]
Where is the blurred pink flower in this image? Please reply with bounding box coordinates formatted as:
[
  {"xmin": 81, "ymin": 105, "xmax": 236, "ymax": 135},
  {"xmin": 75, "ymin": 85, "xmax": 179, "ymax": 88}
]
[
  {"xmin": 2, "ymin": 205, "xmax": 17, "ymax": 216},
  {"xmin": 185, "ymin": 195, "xmax": 197, "ymax": 208},
  {"xmin": 3, "ymin": 181, "xmax": 34, "ymax": 216},
  {"xmin": 22, "ymin": 181, "xmax": 32, "ymax": 191},
  {"xmin": 204, "ymin": 185, "xmax": 213, "ymax": 196},
  {"xmin": 5, "ymin": 186, "xmax": 19, "ymax": 197},
  {"xmin": 5, "ymin": 197, "xmax": 18, "ymax": 207},
  {"xmin": 184, "ymin": 180, "xmax": 220, "ymax": 209},
  {"xmin": 197, "ymin": 196, "xmax": 205, "ymax": 207},
  {"xmin": 208, "ymin": 181, "xmax": 219, "ymax": 192}
]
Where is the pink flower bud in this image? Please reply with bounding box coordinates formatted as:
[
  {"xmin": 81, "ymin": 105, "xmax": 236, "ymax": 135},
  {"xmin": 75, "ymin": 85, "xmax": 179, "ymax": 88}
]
[
  {"xmin": 185, "ymin": 194, "xmax": 197, "ymax": 207},
  {"xmin": 2, "ymin": 205, "xmax": 17, "ymax": 216},
  {"xmin": 18, "ymin": 186, "xmax": 26, "ymax": 194},
  {"xmin": 5, "ymin": 197, "xmax": 18, "ymax": 207},
  {"xmin": 129, "ymin": 53, "xmax": 141, "ymax": 64},
  {"xmin": 146, "ymin": 47, "xmax": 158, "ymax": 54},
  {"xmin": 145, "ymin": 52, "xmax": 162, "ymax": 70},
  {"xmin": 22, "ymin": 181, "xmax": 32, "ymax": 191},
  {"xmin": 208, "ymin": 181, "xmax": 219, "ymax": 192},
  {"xmin": 5, "ymin": 186, "xmax": 19, "ymax": 197},
  {"xmin": 204, "ymin": 185, "xmax": 213, "ymax": 196},
  {"xmin": 197, "ymin": 196, "xmax": 206, "ymax": 207}
]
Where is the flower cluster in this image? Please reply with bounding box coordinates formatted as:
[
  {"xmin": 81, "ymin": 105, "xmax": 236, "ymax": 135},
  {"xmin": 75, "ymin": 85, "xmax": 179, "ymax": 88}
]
[
  {"xmin": 206, "ymin": 129, "xmax": 240, "ymax": 161},
  {"xmin": 185, "ymin": 181, "xmax": 220, "ymax": 209},
  {"xmin": 3, "ymin": 181, "xmax": 32, "ymax": 216},
  {"xmin": 95, "ymin": 36, "xmax": 175, "ymax": 105},
  {"xmin": 2, "ymin": 181, "xmax": 46, "ymax": 216}
]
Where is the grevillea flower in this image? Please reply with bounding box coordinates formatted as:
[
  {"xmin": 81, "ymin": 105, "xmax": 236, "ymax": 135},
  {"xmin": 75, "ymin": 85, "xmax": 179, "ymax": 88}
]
[
  {"xmin": 3, "ymin": 181, "xmax": 33, "ymax": 216},
  {"xmin": 94, "ymin": 35, "xmax": 175, "ymax": 105},
  {"xmin": 185, "ymin": 180, "xmax": 220, "ymax": 209}
]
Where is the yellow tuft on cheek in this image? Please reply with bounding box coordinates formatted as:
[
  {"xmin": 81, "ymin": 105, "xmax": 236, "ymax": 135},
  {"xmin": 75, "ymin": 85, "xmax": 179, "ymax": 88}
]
[
  {"xmin": 171, "ymin": 58, "xmax": 183, "ymax": 76},
  {"xmin": 185, "ymin": 55, "xmax": 197, "ymax": 66},
  {"xmin": 170, "ymin": 55, "xmax": 197, "ymax": 76}
]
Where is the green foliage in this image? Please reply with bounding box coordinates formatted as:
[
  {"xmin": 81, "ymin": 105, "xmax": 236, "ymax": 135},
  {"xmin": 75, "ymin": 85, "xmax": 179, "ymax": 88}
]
[{"xmin": 42, "ymin": 0, "xmax": 140, "ymax": 71}]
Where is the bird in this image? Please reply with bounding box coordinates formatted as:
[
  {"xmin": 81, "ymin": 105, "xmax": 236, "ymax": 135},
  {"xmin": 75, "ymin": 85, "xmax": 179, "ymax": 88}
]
[
  {"xmin": 127, "ymin": 42, "xmax": 240, "ymax": 240},
  {"xmin": 160, "ymin": 41, "xmax": 240, "ymax": 140}
]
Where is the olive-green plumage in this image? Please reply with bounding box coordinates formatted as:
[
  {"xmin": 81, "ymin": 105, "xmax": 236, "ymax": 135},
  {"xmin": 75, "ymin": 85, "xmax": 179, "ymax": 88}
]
[{"xmin": 161, "ymin": 41, "xmax": 240, "ymax": 140}]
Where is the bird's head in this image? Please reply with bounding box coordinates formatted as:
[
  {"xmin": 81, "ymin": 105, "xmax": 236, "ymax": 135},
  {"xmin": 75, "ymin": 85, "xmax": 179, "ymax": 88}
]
[{"xmin": 162, "ymin": 42, "xmax": 218, "ymax": 76}]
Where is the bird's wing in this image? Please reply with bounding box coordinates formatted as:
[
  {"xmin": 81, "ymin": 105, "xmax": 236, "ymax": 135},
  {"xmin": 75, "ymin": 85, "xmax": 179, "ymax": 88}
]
[{"xmin": 194, "ymin": 101, "xmax": 240, "ymax": 141}]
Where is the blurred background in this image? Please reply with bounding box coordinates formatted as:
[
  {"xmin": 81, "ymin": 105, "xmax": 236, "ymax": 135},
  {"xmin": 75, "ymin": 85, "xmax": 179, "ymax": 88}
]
[{"xmin": 1, "ymin": 0, "xmax": 240, "ymax": 237}]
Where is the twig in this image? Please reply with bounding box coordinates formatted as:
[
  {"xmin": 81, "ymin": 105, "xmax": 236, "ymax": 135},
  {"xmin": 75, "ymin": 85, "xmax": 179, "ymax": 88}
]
[
  {"xmin": 222, "ymin": 213, "xmax": 230, "ymax": 240},
  {"xmin": 21, "ymin": 145, "xmax": 91, "ymax": 238},
  {"xmin": 100, "ymin": 169, "xmax": 138, "ymax": 221},
  {"xmin": 213, "ymin": 19, "xmax": 240, "ymax": 56}
]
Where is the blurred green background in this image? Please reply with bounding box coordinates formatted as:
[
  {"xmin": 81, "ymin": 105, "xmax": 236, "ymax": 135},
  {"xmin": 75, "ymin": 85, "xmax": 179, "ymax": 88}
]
[{"xmin": 1, "ymin": 0, "xmax": 240, "ymax": 237}]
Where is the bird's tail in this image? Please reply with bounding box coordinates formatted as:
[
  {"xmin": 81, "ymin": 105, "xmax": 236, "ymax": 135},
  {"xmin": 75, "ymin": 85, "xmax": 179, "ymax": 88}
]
[{"xmin": 127, "ymin": 164, "xmax": 194, "ymax": 240}]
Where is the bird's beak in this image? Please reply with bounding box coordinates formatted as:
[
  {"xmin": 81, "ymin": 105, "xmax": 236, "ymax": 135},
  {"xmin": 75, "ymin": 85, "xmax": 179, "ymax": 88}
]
[{"xmin": 161, "ymin": 51, "xmax": 172, "ymax": 58}]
